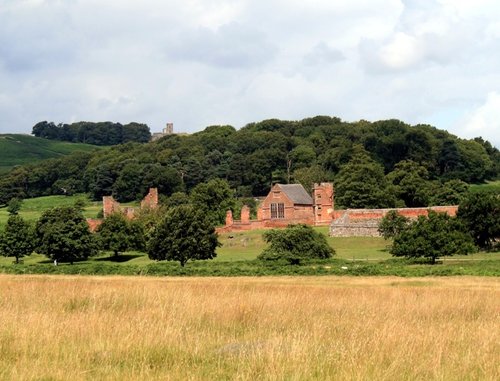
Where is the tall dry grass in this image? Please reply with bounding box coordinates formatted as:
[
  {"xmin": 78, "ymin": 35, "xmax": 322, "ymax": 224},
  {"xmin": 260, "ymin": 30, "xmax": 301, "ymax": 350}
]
[{"xmin": 0, "ymin": 275, "xmax": 498, "ymax": 380}]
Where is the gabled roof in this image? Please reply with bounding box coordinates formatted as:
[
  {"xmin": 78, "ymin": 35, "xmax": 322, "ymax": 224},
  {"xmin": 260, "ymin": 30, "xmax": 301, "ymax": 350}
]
[{"xmin": 277, "ymin": 184, "xmax": 313, "ymax": 205}]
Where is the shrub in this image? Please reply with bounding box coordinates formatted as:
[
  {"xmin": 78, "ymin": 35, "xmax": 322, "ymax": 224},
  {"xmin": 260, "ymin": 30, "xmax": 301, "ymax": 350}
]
[
  {"xmin": 258, "ymin": 224, "xmax": 335, "ymax": 265},
  {"xmin": 378, "ymin": 210, "xmax": 410, "ymax": 239},
  {"xmin": 391, "ymin": 211, "xmax": 475, "ymax": 264}
]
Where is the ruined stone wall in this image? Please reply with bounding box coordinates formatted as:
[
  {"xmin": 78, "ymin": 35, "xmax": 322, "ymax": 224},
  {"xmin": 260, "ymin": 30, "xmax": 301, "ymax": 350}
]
[
  {"xmin": 140, "ymin": 188, "xmax": 159, "ymax": 210},
  {"xmin": 86, "ymin": 218, "xmax": 103, "ymax": 232},
  {"xmin": 103, "ymin": 196, "xmax": 121, "ymax": 218},
  {"xmin": 88, "ymin": 188, "xmax": 159, "ymax": 231},
  {"xmin": 330, "ymin": 206, "xmax": 459, "ymax": 237}
]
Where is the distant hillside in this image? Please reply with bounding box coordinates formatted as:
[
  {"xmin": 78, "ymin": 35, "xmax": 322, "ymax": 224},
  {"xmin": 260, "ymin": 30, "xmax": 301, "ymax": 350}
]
[
  {"xmin": 0, "ymin": 116, "xmax": 498, "ymax": 207},
  {"xmin": 32, "ymin": 121, "xmax": 151, "ymax": 145},
  {"xmin": 0, "ymin": 134, "xmax": 101, "ymax": 174}
]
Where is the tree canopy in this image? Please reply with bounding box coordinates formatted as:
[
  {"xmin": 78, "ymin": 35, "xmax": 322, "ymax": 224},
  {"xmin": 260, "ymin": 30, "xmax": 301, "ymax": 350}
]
[
  {"xmin": 1, "ymin": 116, "xmax": 497, "ymax": 207},
  {"xmin": 258, "ymin": 224, "xmax": 334, "ymax": 265},
  {"xmin": 32, "ymin": 121, "xmax": 151, "ymax": 145},
  {"xmin": 189, "ymin": 178, "xmax": 235, "ymax": 226},
  {"xmin": 147, "ymin": 205, "xmax": 219, "ymax": 266},
  {"xmin": 378, "ymin": 210, "xmax": 410, "ymax": 240},
  {"xmin": 457, "ymin": 192, "xmax": 500, "ymax": 250},
  {"xmin": 335, "ymin": 145, "xmax": 394, "ymax": 208},
  {"xmin": 35, "ymin": 206, "xmax": 97, "ymax": 264},
  {"xmin": 96, "ymin": 213, "xmax": 144, "ymax": 256},
  {"xmin": 390, "ymin": 211, "xmax": 475, "ymax": 264},
  {"xmin": 0, "ymin": 215, "xmax": 35, "ymax": 263}
]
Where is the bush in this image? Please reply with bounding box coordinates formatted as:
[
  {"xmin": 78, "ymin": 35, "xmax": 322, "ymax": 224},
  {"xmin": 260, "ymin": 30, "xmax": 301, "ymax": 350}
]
[
  {"xmin": 457, "ymin": 191, "xmax": 500, "ymax": 250},
  {"xmin": 258, "ymin": 224, "xmax": 335, "ymax": 265},
  {"xmin": 378, "ymin": 210, "xmax": 410, "ymax": 239},
  {"xmin": 391, "ymin": 211, "xmax": 475, "ymax": 264}
]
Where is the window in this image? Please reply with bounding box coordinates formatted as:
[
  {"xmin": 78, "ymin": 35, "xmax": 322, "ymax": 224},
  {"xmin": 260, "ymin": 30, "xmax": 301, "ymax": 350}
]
[
  {"xmin": 278, "ymin": 203, "xmax": 284, "ymax": 218},
  {"xmin": 271, "ymin": 203, "xmax": 285, "ymax": 219}
]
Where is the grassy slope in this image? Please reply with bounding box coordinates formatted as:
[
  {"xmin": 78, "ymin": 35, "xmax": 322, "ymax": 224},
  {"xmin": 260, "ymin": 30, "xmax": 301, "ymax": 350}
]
[
  {"xmin": 0, "ymin": 194, "xmax": 103, "ymax": 228},
  {"xmin": 0, "ymin": 134, "xmax": 100, "ymax": 174},
  {"xmin": 469, "ymin": 180, "xmax": 500, "ymax": 193}
]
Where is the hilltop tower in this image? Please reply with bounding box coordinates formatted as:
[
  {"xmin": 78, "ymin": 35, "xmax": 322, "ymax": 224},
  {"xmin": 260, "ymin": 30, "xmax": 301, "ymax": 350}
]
[{"xmin": 164, "ymin": 122, "xmax": 173, "ymax": 134}]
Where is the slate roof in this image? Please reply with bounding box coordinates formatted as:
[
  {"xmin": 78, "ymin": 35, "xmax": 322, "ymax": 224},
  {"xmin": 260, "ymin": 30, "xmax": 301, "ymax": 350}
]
[{"xmin": 277, "ymin": 184, "xmax": 313, "ymax": 205}]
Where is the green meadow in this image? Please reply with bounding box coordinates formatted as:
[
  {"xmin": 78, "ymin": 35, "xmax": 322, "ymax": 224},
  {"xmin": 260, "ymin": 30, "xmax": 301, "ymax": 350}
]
[{"xmin": 0, "ymin": 134, "xmax": 101, "ymax": 174}]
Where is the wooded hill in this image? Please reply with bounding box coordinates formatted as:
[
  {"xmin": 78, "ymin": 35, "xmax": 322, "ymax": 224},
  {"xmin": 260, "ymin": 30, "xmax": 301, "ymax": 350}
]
[
  {"xmin": 32, "ymin": 121, "xmax": 151, "ymax": 146},
  {"xmin": 1, "ymin": 116, "xmax": 498, "ymax": 208}
]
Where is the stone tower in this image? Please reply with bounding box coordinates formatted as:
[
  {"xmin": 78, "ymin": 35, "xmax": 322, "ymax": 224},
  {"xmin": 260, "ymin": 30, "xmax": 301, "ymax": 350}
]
[{"xmin": 164, "ymin": 123, "xmax": 173, "ymax": 134}]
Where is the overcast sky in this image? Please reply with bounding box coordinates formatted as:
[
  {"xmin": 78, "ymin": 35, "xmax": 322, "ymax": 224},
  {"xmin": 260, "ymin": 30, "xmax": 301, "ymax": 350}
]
[{"xmin": 1, "ymin": 0, "xmax": 499, "ymax": 146}]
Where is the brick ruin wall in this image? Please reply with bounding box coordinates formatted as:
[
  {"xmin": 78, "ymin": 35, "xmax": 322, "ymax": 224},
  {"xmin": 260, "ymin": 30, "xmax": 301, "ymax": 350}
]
[
  {"xmin": 86, "ymin": 188, "xmax": 159, "ymax": 232},
  {"xmin": 329, "ymin": 206, "xmax": 458, "ymax": 237}
]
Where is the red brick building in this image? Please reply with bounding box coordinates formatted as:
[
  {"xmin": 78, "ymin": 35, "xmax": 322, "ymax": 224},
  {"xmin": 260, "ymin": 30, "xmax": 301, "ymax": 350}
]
[{"xmin": 219, "ymin": 183, "xmax": 334, "ymax": 232}]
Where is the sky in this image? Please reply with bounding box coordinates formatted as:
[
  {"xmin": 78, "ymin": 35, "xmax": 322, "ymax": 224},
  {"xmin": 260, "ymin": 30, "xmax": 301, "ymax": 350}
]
[{"xmin": 0, "ymin": 0, "xmax": 499, "ymax": 147}]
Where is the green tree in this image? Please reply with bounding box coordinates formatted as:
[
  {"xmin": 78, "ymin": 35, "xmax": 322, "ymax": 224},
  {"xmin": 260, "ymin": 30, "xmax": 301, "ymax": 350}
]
[
  {"xmin": 6, "ymin": 198, "xmax": 22, "ymax": 215},
  {"xmin": 457, "ymin": 192, "xmax": 500, "ymax": 250},
  {"xmin": 386, "ymin": 160, "xmax": 431, "ymax": 207},
  {"xmin": 429, "ymin": 179, "xmax": 469, "ymax": 206},
  {"xmin": 378, "ymin": 210, "xmax": 409, "ymax": 240},
  {"xmin": 335, "ymin": 145, "xmax": 394, "ymax": 208},
  {"xmin": 112, "ymin": 161, "xmax": 144, "ymax": 202},
  {"xmin": 165, "ymin": 192, "xmax": 190, "ymax": 207},
  {"xmin": 391, "ymin": 211, "xmax": 475, "ymax": 264},
  {"xmin": 258, "ymin": 224, "xmax": 335, "ymax": 265},
  {"xmin": 96, "ymin": 213, "xmax": 144, "ymax": 257},
  {"xmin": 0, "ymin": 215, "xmax": 34, "ymax": 263},
  {"xmin": 35, "ymin": 206, "xmax": 97, "ymax": 264},
  {"xmin": 190, "ymin": 179, "xmax": 235, "ymax": 225},
  {"xmin": 293, "ymin": 165, "xmax": 330, "ymax": 194},
  {"xmin": 147, "ymin": 205, "xmax": 219, "ymax": 267}
]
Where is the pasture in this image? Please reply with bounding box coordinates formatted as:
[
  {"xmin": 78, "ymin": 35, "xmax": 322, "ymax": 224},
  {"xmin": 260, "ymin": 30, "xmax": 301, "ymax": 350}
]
[
  {"xmin": 0, "ymin": 275, "xmax": 498, "ymax": 380},
  {"xmin": 0, "ymin": 134, "xmax": 100, "ymax": 174}
]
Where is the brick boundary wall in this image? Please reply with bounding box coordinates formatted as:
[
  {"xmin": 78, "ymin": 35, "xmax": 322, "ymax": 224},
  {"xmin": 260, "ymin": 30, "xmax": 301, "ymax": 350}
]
[{"xmin": 329, "ymin": 206, "xmax": 458, "ymax": 237}]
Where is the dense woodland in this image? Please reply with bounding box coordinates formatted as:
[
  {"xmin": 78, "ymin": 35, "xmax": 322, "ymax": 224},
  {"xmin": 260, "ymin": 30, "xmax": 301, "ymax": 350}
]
[
  {"xmin": 1, "ymin": 116, "xmax": 499, "ymax": 209},
  {"xmin": 32, "ymin": 121, "xmax": 151, "ymax": 145}
]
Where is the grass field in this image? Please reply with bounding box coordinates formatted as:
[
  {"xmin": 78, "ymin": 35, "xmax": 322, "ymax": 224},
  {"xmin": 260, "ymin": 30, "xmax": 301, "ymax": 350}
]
[
  {"xmin": 218, "ymin": 228, "xmax": 391, "ymax": 261},
  {"xmin": 0, "ymin": 134, "xmax": 101, "ymax": 174},
  {"xmin": 0, "ymin": 274, "xmax": 497, "ymax": 380},
  {"xmin": 0, "ymin": 194, "xmax": 103, "ymax": 228},
  {"xmin": 469, "ymin": 180, "xmax": 500, "ymax": 193}
]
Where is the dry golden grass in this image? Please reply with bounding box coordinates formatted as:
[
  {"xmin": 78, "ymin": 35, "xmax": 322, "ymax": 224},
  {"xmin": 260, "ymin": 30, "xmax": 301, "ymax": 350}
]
[{"xmin": 0, "ymin": 275, "xmax": 498, "ymax": 381}]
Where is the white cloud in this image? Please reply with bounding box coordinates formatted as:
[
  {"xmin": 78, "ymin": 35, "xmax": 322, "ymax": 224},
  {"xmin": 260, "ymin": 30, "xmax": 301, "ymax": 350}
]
[
  {"xmin": 0, "ymin": 0, "xmax": 499, "ymax": 148},
  {"xmin": 456, "ymin": 92, "xmax": 500, "ymax": 146}
]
